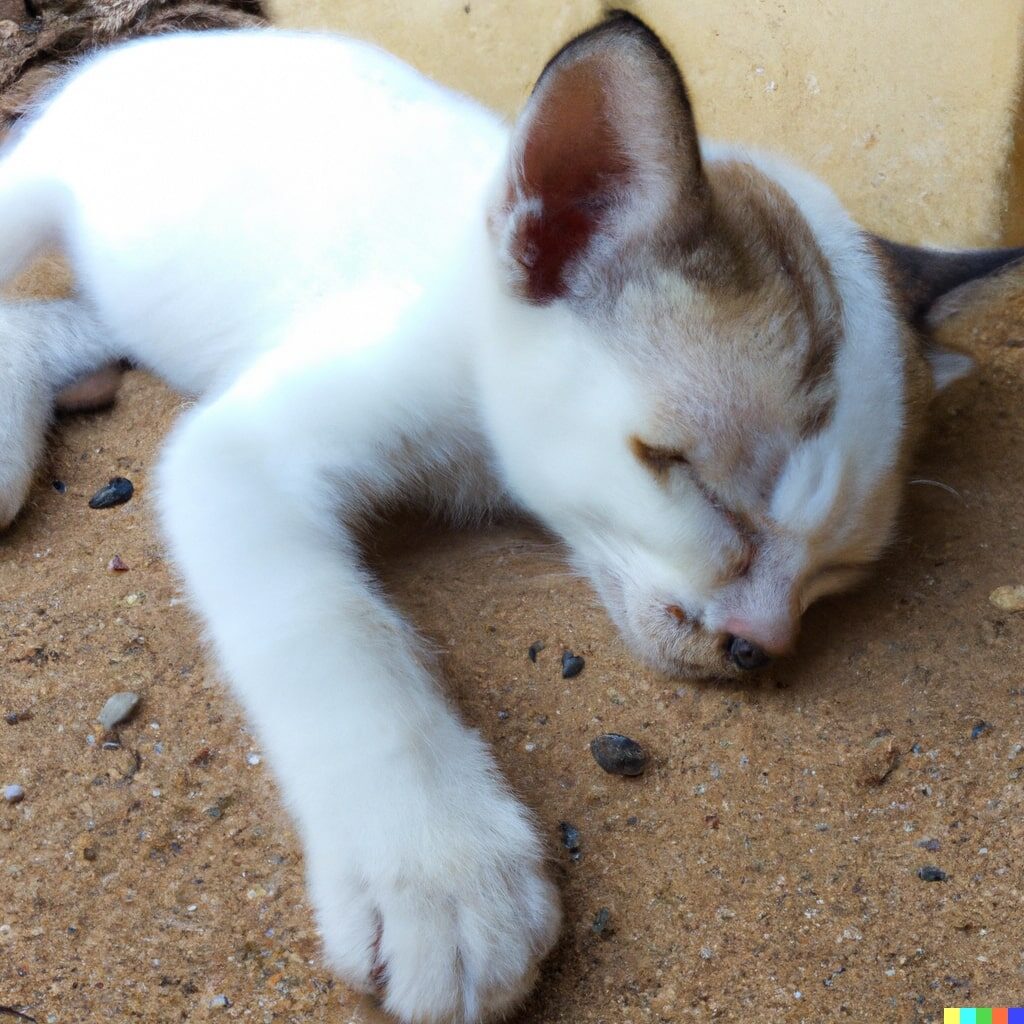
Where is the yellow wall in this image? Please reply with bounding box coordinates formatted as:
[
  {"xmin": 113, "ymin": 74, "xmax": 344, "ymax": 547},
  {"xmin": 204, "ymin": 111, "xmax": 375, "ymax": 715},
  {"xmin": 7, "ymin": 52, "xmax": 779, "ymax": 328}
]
[{"xmin": 268, "ymin": 0, "xmax": 1024, "ymax": 248}]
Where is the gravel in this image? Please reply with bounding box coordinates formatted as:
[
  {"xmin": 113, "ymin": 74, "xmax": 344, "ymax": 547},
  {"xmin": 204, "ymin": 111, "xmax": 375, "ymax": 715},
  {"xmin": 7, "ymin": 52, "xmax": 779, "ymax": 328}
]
[
  {"xmin": 989, "ymin": 584, "xmax": 1024, "ymax": 612},
  {"xmin": 98, "ymin": 691, "xmax": 140, "ymax": 731},
  {"xmin": 561, "ymin": 650, "xmax": 585, "ymax": 678},
  {"xmin": 590, "ymin": 733, "xmax": 647, "ymax": 776},
  {"xmin": 88, "ymin": 477, "xmax": 134, "ymax": 509},
  {"xmin": 559, "ymin": 821, "xmax": 582, "ymax": 862}
]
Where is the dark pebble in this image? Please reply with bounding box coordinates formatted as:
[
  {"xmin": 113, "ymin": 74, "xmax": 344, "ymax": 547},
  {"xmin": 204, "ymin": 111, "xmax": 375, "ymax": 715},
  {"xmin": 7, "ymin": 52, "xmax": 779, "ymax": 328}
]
[
  {"xmin": 559, "ymin": 821, "xmax": 581, "ymax": 862},
  {"xmin": 910, "ymin": 742, "xmax": 924, "ymax": 754},
  {"xmin": 561, "ymin": 650, "xmax": 585, "ymax": 678},
  {"xmin": 206, "ymin": 806, "xmax": 223, "ymax": 820},
  {"xmin": 590, "ymin": 733, "xmax": 647, "ymax": 777},
  {"xmin": 591, "ymin": 907, "xmax": 612, "ymax": 936},
  {"xmin": 497, "ymin": 710, "xmax": 510, "ymax": 722},
  {"xmin": 970, "ymin": 721, "xmax": 992, "ymax": 740},
  {"xmin": 917, "ymin": 865, "xmax": 948, "ymax": 882},
  {"xmin": 527, "ymin": 640, "xmax": 545, "ymax": 663},
  {"xmin": 88, "ymin": 476, "xmax": 134, "ymax": 509},
  {"xmin": 52, "ymin": 479, "xmax": 66, "ymax": 494},
  {"xmin": 917, "ymin": 838, "xmax": 941, "ymax": 852}
]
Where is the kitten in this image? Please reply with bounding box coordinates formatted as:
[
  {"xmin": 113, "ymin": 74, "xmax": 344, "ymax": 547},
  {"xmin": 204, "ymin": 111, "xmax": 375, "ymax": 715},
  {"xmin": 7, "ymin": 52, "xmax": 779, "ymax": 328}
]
[{"xmin": 0, "ymin": 12, "xmax": 1019, "ymax": 1022}]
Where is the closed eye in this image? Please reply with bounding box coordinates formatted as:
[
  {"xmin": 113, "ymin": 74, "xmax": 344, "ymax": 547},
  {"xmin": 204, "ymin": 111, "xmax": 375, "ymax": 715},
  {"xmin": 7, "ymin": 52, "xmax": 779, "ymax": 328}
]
[
  {"xmin": 630, "ymin": 434, "xmax": 756, "ymax": 575},
  {"xmin": 629, "ymin": 435, "xmax": 689, "ymax": 477}
]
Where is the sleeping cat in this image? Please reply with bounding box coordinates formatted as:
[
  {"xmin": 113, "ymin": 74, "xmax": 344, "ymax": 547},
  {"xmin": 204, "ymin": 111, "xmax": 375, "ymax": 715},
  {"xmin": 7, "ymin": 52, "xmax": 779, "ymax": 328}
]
[{"xmin": 0, "ymin": 12, "xmax": 1019, "ymax": 1022}]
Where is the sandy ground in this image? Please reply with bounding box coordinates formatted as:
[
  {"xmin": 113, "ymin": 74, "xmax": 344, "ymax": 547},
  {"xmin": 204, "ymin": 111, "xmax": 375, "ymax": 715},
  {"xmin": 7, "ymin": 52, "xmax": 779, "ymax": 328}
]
[{"xmin": 1, "ymin": 274, "xmax": 1022, "ymax": 1024}]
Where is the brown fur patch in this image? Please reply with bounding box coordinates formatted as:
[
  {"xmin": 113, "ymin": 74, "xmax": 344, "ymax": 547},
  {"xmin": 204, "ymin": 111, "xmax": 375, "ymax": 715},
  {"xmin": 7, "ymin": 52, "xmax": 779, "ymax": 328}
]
[{"xmin": 698, "ymin": 160, "xmax": 843, "ymax": 437}]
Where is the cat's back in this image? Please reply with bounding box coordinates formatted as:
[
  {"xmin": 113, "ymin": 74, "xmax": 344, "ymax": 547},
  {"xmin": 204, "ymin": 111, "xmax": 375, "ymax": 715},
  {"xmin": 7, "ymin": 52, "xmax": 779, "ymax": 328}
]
[
  {"xmin": 6, "ymin": 29, "xmax": 508, "ymax": 390},
  {"xmin": 19, "ymin": 28, "xmax": 506, "ymax": 243}
]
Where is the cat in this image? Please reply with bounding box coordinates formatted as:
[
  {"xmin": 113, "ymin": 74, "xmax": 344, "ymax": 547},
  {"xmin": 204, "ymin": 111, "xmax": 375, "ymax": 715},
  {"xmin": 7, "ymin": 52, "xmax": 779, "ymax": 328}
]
[{"xmin": 0, "ymin": 12, "xmax": 1020, "ymax": 1022}]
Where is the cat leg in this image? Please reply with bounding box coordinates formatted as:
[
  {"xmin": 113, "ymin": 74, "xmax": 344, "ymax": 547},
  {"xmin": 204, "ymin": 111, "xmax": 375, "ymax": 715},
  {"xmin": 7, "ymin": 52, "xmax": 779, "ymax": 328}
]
[
  {"xmin": 157, "ymin": 330, "xmax": 560, "ymax": 1024},
  {"xmin": 0, "ymin": 298, "xmax": 116, "ymax": 528}
]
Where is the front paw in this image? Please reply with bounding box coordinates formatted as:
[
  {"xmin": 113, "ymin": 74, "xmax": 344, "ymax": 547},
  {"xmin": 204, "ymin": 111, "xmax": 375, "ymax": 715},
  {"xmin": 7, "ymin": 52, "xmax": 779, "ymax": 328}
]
[{"xmin": 307, "ymin": 786, "xmax": 561, "ymax": 1023}]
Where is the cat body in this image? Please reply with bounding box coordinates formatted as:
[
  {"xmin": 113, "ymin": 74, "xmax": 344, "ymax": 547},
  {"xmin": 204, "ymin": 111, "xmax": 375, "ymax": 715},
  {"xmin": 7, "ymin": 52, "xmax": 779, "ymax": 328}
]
[{"xmin": 0, "ymin": 16, "xmax": 1018, "ymax": 1022}]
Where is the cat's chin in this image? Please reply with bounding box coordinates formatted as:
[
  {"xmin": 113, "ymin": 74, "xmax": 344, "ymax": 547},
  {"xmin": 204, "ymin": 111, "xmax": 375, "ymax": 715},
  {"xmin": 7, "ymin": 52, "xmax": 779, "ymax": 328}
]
[{"xmin": 584, "ymin": 567, "xmax": 740, "ymax": 680}]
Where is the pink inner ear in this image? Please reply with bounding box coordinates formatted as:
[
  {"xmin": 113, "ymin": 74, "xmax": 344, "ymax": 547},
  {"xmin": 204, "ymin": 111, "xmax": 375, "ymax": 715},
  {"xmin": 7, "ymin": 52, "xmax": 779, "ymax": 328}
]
[{"xmin": 515, "ymin": 62, "xmax": 634, "ymax": 303}]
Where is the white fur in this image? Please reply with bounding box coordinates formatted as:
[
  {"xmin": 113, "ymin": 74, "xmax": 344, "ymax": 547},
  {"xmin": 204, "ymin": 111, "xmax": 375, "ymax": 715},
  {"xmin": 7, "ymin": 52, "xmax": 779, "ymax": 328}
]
[{"xmin": 0, "ymin": 28, "xmax": 918, "ymax": 1021}]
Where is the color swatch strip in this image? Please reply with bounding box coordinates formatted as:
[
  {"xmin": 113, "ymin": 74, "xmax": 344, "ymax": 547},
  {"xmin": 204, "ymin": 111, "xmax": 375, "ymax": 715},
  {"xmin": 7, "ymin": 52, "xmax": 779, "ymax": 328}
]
[{"xmin": 944, "ymin": 1010, "xmax": 1024, "ymax": 1024}]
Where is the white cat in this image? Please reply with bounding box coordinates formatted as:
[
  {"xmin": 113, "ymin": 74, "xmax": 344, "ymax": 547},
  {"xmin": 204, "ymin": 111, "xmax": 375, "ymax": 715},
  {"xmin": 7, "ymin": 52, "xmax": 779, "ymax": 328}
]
[{"xmin": 0, "ymin": 13, "xmax": 1019, "ymax": 1022}]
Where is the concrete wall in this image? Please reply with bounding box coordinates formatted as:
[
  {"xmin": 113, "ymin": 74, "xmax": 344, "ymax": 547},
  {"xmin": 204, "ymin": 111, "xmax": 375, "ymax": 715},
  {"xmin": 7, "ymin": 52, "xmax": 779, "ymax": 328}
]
[{"xmin": 268, "ymin": 0, "xmax": 1024, "ymax": 248}]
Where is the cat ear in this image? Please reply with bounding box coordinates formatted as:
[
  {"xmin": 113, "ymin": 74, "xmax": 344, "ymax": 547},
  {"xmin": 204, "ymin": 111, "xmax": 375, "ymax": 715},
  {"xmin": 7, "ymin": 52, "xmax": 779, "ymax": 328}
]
[
  {"xmin": 871, "ymin": 235, "xmax": 1024, "ymax": 390},
  {"xmin": 492, "ymin": 11, "xmax": 708, "ymax": 305}
]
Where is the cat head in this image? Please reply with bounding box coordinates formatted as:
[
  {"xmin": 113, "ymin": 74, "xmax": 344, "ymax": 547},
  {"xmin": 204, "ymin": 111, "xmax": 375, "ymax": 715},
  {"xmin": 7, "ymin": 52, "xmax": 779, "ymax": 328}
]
[{"xmin": 479, "ymin": 11, "xmax": 1023, "ymax": 678}]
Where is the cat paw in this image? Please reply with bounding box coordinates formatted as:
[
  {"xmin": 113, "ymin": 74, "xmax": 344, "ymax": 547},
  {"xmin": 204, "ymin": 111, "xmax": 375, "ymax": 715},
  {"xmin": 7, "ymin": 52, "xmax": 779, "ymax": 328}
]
[{"xmin": 307, "ymin": 790, "xmax": 560, "ymax": 1023}]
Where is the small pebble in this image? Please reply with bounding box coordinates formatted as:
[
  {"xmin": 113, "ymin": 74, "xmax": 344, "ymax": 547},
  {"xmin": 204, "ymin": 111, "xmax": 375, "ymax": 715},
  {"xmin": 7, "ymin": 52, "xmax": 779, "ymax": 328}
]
[
  {"xmin": 859, "ymin": 734, "xmax": 899, "ymax": 786},
  {"xmin": 206, "ymin": 806, "xmax": 223, "ymax": 820},
  {"xmin": 3, "ymin": 784, "xmax": 25, "ymax": 804},
  {"xmin": 4, "ymin": 711, "xmax": 22, "ymax": 726},
  {"xmin": 917, "ymin": 838, "xmax": 941, "ymax": 852},
  {"xmin": 910, "ymin": 742, "xmax": 924, "ymax": 754},
  {"xmin": 209, "ymin": 995, "xmax": 232, "ymax": 1009},
  {"xmin": 496, "ymin": 710, "xmax": 510, "ymax": 722},
  {"xmin": 97, "ymin": 691, "xmax": 140, "ymax": 731},
  {"xmin": 970, "ymin": 720, "xmax": 992, "ymax": 740},
  {"xmin": 107, "ymin": 555, "xmax": 129, "ymax": 572},
  {"xmin": 52, "ymin": 479, "xmax": 66, "ymax": 494},
  {"xmin": 989, "ymin": 584, "xmax": 1024, "ymax": 612},
  {"xmin": 561, "ymin": 650, "xmax": 585, "ymax": 679},
  {"xmin": 88, "ymin": 476, "xmax": 134, "ymax": 509},
  {"xmin": 559, "ymin": 821, "xmax": 582, "ymax": 861},
  {"xmin": 590, "ymin": 733, "xmax": 647, "ymax": 777},
  {"xmin": 591, "ymin": 907, "xmax": 611, "ymax": 936},
  {"xmin": 917, "ymin": 865, "xmax": 948, "ymax": 882},
  {"xmin": 527, "ymin": 640, "xmax": 545, "ymax": 663},
  {"xmin": 246, "ymin": 753, "xmax": 261, "ymax": 766}
]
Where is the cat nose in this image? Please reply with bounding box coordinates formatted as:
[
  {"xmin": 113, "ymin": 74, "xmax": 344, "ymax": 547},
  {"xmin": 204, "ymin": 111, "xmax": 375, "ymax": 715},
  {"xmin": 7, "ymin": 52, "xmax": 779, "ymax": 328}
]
[
  {"xmin": 725, "ymin": 634, "xmax": 771, "ymax": 670},
  {"xmin": 722, "ymin": 615, "xmax": 795, "ymax": 660}
]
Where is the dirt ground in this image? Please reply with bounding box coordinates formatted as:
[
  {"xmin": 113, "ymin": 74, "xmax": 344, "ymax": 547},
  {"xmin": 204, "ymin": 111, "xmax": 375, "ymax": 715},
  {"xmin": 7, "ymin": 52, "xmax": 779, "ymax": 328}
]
[{"xmin": 1, "ymin": 259, "xmax": 1022, "ymax": 1024}]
